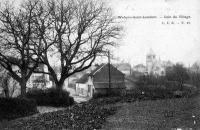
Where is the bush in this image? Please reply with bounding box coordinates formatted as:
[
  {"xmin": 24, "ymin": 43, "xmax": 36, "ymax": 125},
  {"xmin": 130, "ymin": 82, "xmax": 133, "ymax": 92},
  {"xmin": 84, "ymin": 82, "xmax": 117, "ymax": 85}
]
[
  {"xmin": 133, "ymin": 84, "xmax": 174, "ymax": 100},
  {"xmin": 25, "ymin": 88, "xmax": 74, "ymax": 107},
  {"xmin": 125, "ymin": 89, "xmax": 142, "ymax": 98},
  {"xmin": 90, "ymin": 96, "xmax": 122, "ymax": 105},
  {"xmin": 165, "ymin": 81, "xmax": 181, "ymax": 91},
  {"xmin": 0, "ymin": 97, "xmax": 38, "ymax": 121},
  {"xmin": 134, "ymin": 75, "xmax": 195, "ymax": 100},
  {"xmin": 92, "ymin": 92, "xmax": 122, "ymax": 99}
]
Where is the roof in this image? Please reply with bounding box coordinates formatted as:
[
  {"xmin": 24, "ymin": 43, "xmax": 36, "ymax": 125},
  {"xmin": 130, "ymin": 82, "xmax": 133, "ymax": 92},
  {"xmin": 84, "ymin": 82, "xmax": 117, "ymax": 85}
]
[
  {"xmin": 75, "ymin": 64, "xmax": 105, "ymax": 83},
  {"xmin": 89, "ymin": 64, "xmax": 105, "ymax": 75},
  {"xmin": 114, "ymin": 63, "xmax": 131, "ymax": 70},
  {"xmin": 134, "ymin": 64, "xmax": 146, "ymax": 68},
  {"xmin": 76, "ymin": 63, "xmax": 124, "ymax": 84},
  {"xmin": 93, "ymin": 63, "xmax": 124, "ymax": 76}
]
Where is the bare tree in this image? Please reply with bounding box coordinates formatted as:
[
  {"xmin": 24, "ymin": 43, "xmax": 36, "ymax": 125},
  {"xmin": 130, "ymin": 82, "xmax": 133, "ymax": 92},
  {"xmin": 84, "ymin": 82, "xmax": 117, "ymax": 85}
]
[
  {"xmin": 189, "ymin": 62, "xmax": 200, "ymax": 88},
  {"xmin": 0, "ymin": 0, "xmax": 43, "ymax": 96},
  {"xmin": 33, "ymin": 0, "xmax": 122, "ymax": 94}
]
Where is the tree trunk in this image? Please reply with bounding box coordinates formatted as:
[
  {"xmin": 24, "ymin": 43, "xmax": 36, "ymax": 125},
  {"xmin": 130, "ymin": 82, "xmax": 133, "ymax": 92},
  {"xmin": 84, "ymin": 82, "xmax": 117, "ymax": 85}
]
[
  {"xmin": 3, "ymin": 77, "xmax": 9, "ymax": 98},
  {"xmin": 55, "ymin": 80, "xmax": 64, "ymax": 97},
  {"xmin": 54, "ymin": 79, "xmax": 70, "ymax": 105},
  {"xmin": 20, "ymin": 80, "xmax": 27, "ymax": 97},
  {"xmin": 4, "ymin": 88, "xmax": 9, "ymax": 98}
]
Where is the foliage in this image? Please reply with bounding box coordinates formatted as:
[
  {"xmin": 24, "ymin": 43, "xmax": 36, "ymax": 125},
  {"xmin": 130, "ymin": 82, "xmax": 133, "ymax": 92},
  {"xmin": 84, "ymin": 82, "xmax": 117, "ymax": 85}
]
[
  {"xmin": 0, "ymin": 97, "xmax": 38, "ymax": 121},
  {"xmin": 1, "ymin": 97, "xmax": 119, "ymax": 130},
  {"xmin": 165, "ymin": 63, "xmax": 190, "ymax": 87},
  {"xmin": 25, "ymin": 88, "xmax": 74, "ymax": 107},
  {"xmin": 137, "ymin": 75, "xmax": 167, "ymax": 86},
  {"xmin": 131, "ymin": 63, "xmax": 194, "ymax": 99},
  {"xmin": 134, "ymin": 73, "xmax": 195, "ymax": 99},
  {"xmin": 90, "ymin": 96, "xmax": 122, "ymax": 104},
  {"xmin": 92, "ymin": 91, "xmax": 123, "ymax": 99},
  {"xmin": 188, "ymin": 71, "xmax": 200, "ymax": 89}
]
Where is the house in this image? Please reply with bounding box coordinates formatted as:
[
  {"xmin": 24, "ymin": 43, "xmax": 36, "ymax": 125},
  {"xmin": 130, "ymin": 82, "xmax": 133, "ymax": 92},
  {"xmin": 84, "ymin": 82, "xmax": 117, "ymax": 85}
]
[
  {"xmin": 75, "ymin": 63, "xmax": 126, "ymax": 97},
  {"xmin": 11, "ymin": 63, "xmax": 52, "ymax": 90},
  {"xmin": 114, "ymin": 63, "xmax": 132, "ymax": 76},
  {"xmin": 6, "ymin": 63, "xmax": 53, "ymax": 97},
  {"xmin": 27, "ymin": 65, "xmax": 52, "ymax": 90},
  {"xmin": 133, "ymin": 64, "xmax": 146, "ymax": 73}
]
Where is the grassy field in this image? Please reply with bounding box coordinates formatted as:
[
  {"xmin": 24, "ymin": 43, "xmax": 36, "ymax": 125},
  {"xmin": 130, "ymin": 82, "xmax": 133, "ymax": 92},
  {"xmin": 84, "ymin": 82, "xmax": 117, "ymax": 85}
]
[
  {"xmin": 103, "ymin": 95, "xmax": 200, "ymax": 130},
  {"xmin": 1, "ymin": 95, "xmax": 200, "ymax": 129}
]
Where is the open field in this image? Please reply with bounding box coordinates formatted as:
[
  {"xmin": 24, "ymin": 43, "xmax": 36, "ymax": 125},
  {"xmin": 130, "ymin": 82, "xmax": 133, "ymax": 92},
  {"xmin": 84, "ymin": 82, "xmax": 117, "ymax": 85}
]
[
  {"xmin": 102, "ymin": 95, "xmax": 200, "ymax": 130},
  {"xmin": 1, "ymin": 94, "xmax": 200, "ymax": 129}
]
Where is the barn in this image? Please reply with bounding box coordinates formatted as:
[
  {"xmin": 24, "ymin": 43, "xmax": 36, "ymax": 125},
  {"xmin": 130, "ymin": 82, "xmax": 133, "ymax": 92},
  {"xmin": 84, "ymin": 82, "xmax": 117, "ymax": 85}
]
[{"xmin": 76, "ymin": 63, "xmax": 126, "ymax": 97}]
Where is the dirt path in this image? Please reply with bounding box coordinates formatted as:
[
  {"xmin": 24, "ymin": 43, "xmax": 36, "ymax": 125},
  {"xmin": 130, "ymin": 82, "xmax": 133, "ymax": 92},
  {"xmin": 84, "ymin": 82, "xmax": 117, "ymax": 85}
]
[{"xmin": 102, "ymin": 96, "xmax": 200, "ymax": 130}]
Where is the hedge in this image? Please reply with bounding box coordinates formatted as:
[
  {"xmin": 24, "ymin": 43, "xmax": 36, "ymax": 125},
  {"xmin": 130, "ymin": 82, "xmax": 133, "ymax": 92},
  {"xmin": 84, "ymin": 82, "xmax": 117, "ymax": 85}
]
[
  {"xmin": 25, "ymin": 88, "xmax": 74, "ymax": 107},
  {"xmin": 0, "ymin": 98, "xmax": 38, "ymax": 121}
]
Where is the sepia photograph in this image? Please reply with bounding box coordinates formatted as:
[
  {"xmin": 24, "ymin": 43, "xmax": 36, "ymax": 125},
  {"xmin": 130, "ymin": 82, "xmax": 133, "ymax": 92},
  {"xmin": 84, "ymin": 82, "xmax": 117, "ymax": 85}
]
[{"xmin": 0, "ymin": 0, "xmax": 199, "ymax": 129}]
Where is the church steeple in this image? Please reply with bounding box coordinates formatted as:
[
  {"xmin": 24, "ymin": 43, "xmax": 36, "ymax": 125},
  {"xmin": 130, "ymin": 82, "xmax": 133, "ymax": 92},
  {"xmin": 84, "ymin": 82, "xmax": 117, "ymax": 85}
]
[
  {"xmin": 146, "ymin": 48, "xmax": 156, "ymax": 62},
  {"xmin": 146, "ymin": 48, "xmax": 156, "ymax": 74},
  {"xmin": 147, "ymin": 48, "xmax": 156, "ymax": 57}
]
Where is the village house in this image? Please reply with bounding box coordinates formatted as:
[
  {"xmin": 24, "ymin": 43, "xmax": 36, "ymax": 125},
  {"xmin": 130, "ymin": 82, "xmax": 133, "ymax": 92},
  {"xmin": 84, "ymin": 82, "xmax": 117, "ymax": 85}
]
[
  {"xmin": 27, "ymin": 64, "xmax": 52, "ymax": 90},
  {"xmin": 0, "ymin": 63, "xmax": 53, "ymax": 97},
  {"xmin": 114, "ymin": 63, "xmax": 132, "ymax": 76},
  {"xmin": 133, "ymin": 64, "xmax": 146, "ymax": 73},
  {"xmin": 75, "ymin": 63, "xmax": 126, "ymax": 97}
]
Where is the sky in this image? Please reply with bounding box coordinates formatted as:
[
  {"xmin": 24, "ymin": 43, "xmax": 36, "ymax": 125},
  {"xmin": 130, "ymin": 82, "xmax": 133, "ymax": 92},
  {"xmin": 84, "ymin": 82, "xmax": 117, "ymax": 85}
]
[
  {"xmin": 2, "ymin": 0, "xmax": 200, "ymax": 66},
  {"xmin": 106, "ymin": 0, "xmax": 200, "ymax": 66}
]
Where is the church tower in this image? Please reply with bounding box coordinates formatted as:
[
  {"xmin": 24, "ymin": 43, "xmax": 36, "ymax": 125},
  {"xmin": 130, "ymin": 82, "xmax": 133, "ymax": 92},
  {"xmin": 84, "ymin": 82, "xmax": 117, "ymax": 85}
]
[{"xmin": 146, "ymin": 48, "xmax": 156, "ymax": 74}]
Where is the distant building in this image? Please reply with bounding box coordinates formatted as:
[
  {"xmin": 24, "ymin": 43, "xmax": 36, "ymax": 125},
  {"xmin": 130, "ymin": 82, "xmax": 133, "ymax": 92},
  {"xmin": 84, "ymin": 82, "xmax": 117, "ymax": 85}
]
[
  {"xmin": 133, "ymin": 64, "xmax": 146, "ymax": 73},
  {"xmin": 4, "ymin": 63, "xmax": 53, "ymax": 97},
  {"xmin": 27, "ymin": 64, "xmax": 52, "ymax": 90},
  {"xmin": 146, "ymin": 49, "xmax": 173, "ymax": 76},
  {"xmin": 75, "ymin": 63, "xmax": 125, "ymax": 97},
  {"xmin": 114, "ymin": 63, "xmax": 132, "ymax": 76}
]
